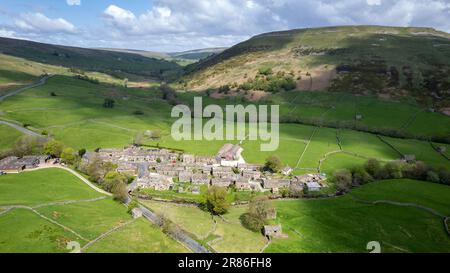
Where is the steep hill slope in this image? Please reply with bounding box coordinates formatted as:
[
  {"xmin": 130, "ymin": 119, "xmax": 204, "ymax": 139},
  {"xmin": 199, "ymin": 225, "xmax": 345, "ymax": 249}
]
[
  {"xmin": 183, "ymin": 26, "xmax": 450, "ymax": 112},
  {"xmin": 0, "ymin": 37, "xmax": 182, "ymax": 81}
]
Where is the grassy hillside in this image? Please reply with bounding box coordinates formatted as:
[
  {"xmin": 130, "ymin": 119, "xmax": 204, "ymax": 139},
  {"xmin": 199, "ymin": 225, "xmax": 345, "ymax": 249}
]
[
  {"xmin": 266, "ymin": 179, "xmax": 450, "ymax": 253},
  {"xmin": 0, "ymin": 37, "xmax": 182, "ymax": 81},
  {"xmin": 183, "ymin": 26, "xmax": 450, "ymax": 112},
  {"xmin": 0, "ymin": 168, "xmax": 187, "ymax": 253}
]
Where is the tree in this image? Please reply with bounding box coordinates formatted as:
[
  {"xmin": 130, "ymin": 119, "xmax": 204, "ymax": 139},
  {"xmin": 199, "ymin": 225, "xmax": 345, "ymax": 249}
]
[
  {"xmin": 333, "ymin": 169, "xmax": 353, "ymax": 193},
  {"xmin": 112, "ymin": 181, "xmax": 128, "ymax": 203},
  {"xmin": 438, "ymin": 168, "xmax": 450, "ymax": 185},
  {"xmin": 103, "ymin": 98, "xmax": 115, "ymax": 108},
  {"xmin": 103, "ymin": 171, "xmax": 127, "ymax": 192},
  {"xmin": 78, "ymin": 148, "xmax": 86, "ymax": 157},
  {"xmin": 205, "ymin": 186, "xmax": 230, "ymax": 215},
  {"xmin": 12, "ymin": 135, "xmax": 42, "ymax": 157},
  {"xmin": 384, "ymin": 161, "xmax": 403, "ymax": 179},
  {"xmin": 248, "ymin": 196, "xmax": 274, "ymax": 220},
  {"xmin": 44, "ymin": 140, "xmax": 65, "ymax": 158},
  {"xmin": 264, "ymin": 155, "xmax": 282, "ymax": 173},
  {"xmin": 351, "ymin": 166, "xmax": 373, "ymax": 185},
  {"xmin": 133, "ymin": 131, "xmax": 145, "ymax": 146},
  {"xmin": 241, "ymin": 196, "xmax": 275, "ymax": 232},
  {"xmin": 61, "ymin": 147, "xmax": 78, "ymax": 165},
  {"xmin": 426, "ymin": 170, "xmax": 440, "ymax": 183},
  {"xmin": 364, "ymin": 158, "xmax": 381, "ymax": 177}
]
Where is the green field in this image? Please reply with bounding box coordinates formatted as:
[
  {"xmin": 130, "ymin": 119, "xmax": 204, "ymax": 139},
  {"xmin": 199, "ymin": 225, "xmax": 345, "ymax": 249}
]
[
  {"xmin": 0, "ymin": 168, "xmax": 102, "ymax": 206},
  {"xmin": 0, "ymin": 124, "xmax": 22, "ymax": 152},
  {"xmin": 141, "ymin": 200, "xmax": 267, "ymax": 253},
  {"xmin": 266, "ymin": 179, "xmax": 450, "ymax": 253},
  {"xmin": 84, "ymin": 218, "xmax": 189, "ymax": 253},
  {"xmin": 0, "ymin": 168, "xmax": 187, "ymax": 253}
]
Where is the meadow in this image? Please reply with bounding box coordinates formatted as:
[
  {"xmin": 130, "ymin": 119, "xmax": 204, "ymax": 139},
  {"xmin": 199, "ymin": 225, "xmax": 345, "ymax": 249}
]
[
  {"xmin": 0, "ymin": 73, "xmax": 448, "ymax": 175},
  {"xmin": 0, "ymin": 124, "xmax": 22, "ymax": 152},
  {"xmin": 0, "ymin": 168, "xmax": 187, "ymax": 253},
  {"xmin": 266, "ymin": 179, "xmax": 450, "ymax": 253},
  {"xmin": 140, "ymin": 200, "xmax": 267, "ymax": 253}
]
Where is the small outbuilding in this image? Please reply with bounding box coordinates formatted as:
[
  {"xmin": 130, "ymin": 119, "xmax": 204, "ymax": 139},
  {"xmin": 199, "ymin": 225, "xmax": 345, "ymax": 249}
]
[{"xmin": 263, "ymin": 225, "xmax": 282, "ymax": 237}]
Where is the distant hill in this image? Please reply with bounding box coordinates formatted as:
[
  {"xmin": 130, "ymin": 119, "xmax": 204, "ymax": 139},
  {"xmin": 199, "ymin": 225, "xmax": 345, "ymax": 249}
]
[
  {"xmin": 183, "ymin": 26, "xmax": 450, "ymax": 111},
  {"xmin": 0, "ymin": 37, "xmax": 182, "ymax": 81},
  {"xmin": 169, "ymin": 47, "xmax": 227, "ymax": 60}
]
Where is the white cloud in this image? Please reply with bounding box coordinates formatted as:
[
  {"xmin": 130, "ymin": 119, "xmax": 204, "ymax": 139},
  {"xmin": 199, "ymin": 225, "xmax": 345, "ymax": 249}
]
[
  {"xmin": 3, "ymin": 0, "xmax": 450, "ymax": 52},
  {"xmin": 14, "ymin": 13, "xmax": 77, "ymax": 34},
  {"xmin": 367, "ymin": 0, "xmax": 382, "ymax": 6},
  {"xmin": 66, "ymin": 0, "xmax": 81, "ymax": 6}
]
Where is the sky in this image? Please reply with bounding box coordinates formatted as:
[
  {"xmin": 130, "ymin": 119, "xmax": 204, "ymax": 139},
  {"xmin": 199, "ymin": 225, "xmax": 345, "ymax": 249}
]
[{"xmin": 0, "ymin": 0, "xmax": 449, "ymax": 52}]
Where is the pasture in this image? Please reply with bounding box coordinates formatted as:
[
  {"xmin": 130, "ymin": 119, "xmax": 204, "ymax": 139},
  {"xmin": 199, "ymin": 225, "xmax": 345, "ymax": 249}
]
[
  {"xmin": 140, "ymin": 200, "xmax": 267, "ymax": 253},
  {"xmin": 0, "ymin": 124, "xmax": 22, "ymax": 152},
  {"xmin": 266, "ymin": 179, "xmax": 450, "ymax": 253},
  {"xmin": 0, "ymin": 168, "xmax": 187, "ymax": 253},
  {"xmin": 0, "ymin": 75, "xmax": 448, "ymax": 174}
]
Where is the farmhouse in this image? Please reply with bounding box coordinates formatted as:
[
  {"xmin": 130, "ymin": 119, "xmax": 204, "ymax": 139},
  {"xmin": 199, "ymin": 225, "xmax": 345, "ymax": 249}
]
[
  {"xmin": 0, "ymin": 156, "xmax": 25, "ymax": 172},
  {"xmin": 0, "ymin": 156, "xmax": 43, "ymax": 172},
  {"xmin": 306, "ymin": 182, "xmax": 322, "ymax": 191},
  {"xmin": 263, "ymin": 178, "xmax": 290, "ymax": 191},
  {"xmin": 217, "ymin": 143, "xmax": 245, "ymax": 166}
]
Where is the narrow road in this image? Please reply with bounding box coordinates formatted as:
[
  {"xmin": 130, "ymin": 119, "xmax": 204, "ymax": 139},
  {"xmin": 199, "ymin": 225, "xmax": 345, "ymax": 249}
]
[
  {"xmin": 0, "ymin": 75, "xmax": 53, "ymax": 102},
  {"xmin": 138, "ymin": 204, "xmax": 210, "ymax": 253},
  {"xmin": 0, "ymin": 120, "xmax": 43, "ymax": 138}
]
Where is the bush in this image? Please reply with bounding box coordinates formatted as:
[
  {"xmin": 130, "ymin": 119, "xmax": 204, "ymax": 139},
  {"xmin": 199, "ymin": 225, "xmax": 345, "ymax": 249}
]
[
  {"xmin": 426, "ymin": 170, "xmax": 440, "ymax": 183},
  {"xmin": 351, "ymin": 166, "xmax": 373, "ymax": 185},
  {"xmin": 264, "ymin": 155, "xmax": 282, "ymax": 173},
  {"xmin": 133, "ymin": 110, "xmax": 144, "ymax": 115},
  {"xmin": 61, "ymin": 147, "xmax": 79, "ymax": 165},
  {"xmin": 364, "ymin": 158, "xmax": 381, "ymax": 177},
  {"xmin": 332, "ymin": 169, "xmax": 353, "ymax": 193},
  {"xmin": 112, "ymin": 182, "xmax": 128, "ymax": 203},
  {"xmin": 103, "ymin": 98, "xmax": 115, "ymax": 108},
  {"xmin": 205, "ymin": 186, "xmax": 230, "ymax": 215},
  {"xmin": 240, "ymin": 213, "xmax": 266, "ymax": 232},
  {"xmin": 44, "ymin": 140, "xmax": 65, "ymax": 158},
  {"xmin": 384, "ymin": 161, "xmax": 403, "ymax": 179}
]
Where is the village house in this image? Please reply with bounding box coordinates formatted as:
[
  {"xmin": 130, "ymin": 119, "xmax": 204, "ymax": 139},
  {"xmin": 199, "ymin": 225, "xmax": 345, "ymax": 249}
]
[
  {"xmin": 281, "ymin": 166, "xmax": 293, "ymax": 176},
  {"xmin": 202, "ymin": 165, "xmax": 213, "ymax": 175},
  {"xmin": 242, "ymin": 169, "xmax": 261, "ymax": 180},
  {"xmin": 182, "ymin": 154, "xmax": 195, "ymax": 164},
  {"xmin": 217, "ymin": 143, "xmax": 245, "ymax": 167},
  {"xmin": 262, "ymin": 178, "xmax": 291, "ymax": 191},
  {"xmin": 191, "ymin": 173, "xmax": 210, "ymax": 185},
  {"xmin": 116, "ymin": 162, "xmax": 138, "ymax": 176},
  {"xmin": 195, "ymin": 156, "xmax": 217, "ymax": 165},
  {"xmin": 178, "ymin": 170, "xmax": 194, "ymax": 182},
  {"xmin": 136, "ymin": 173, "xmax": 174, "ymax": 191},
  {"xmin": 212, "ymin": 166, "xmax": 235, "ymax": 178},
  {"xmin": 211, "ymin": 178, "xmax": 232, "ymax": 188},
  {"xmin": 235, "ymin": 177, "xmax": 252, "ymax": 190}
]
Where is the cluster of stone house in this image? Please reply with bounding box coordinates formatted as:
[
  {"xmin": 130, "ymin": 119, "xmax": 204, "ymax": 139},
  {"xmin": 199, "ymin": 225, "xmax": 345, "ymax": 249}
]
[
  {"xmin": 0, "ymin": 155, "xmax": 50, "ymax": 173},
  {"xmin": 82, "ymin": 145, "xmax": 327, "ymax": 193}
]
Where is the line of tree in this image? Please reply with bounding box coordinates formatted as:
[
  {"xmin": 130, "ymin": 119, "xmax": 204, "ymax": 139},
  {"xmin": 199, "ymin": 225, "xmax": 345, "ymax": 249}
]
[{"xmin": 331, "ymin": 158, "xmax": 450, "ymax": 194}]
